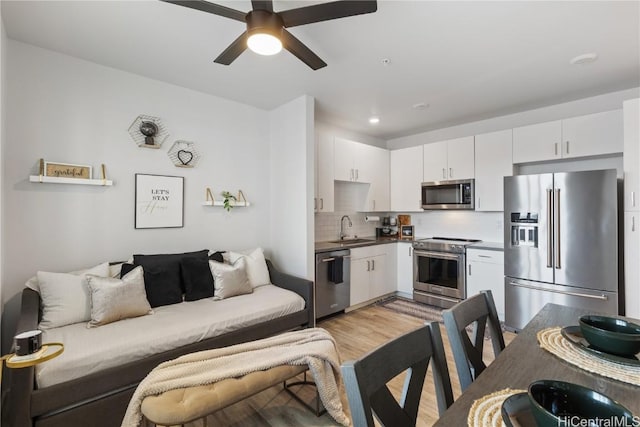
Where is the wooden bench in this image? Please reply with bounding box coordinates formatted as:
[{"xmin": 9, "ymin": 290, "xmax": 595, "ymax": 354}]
[{"xmin": 141, "ymin": 364, "xmax": 323, "ymax": 426}]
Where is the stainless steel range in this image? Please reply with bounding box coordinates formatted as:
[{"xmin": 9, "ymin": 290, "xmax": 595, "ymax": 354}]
[{"xmin": 413, "ymin": 237, "xmax": 480, "ymax": 308}]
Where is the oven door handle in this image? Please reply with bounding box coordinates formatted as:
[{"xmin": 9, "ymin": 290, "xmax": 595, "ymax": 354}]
[{"xmin": 414, "ymin": 250, "xmax": 462, "ymax": 261}]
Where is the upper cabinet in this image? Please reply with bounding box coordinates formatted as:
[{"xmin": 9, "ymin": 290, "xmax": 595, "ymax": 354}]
[
  {"xmin": 475, "ymin": 129, "xmax": 513, "ymax": 212},
  {"xmin": 624, "ymin": 98, "xmax": 640, "ymax": 212},
  {"xmin": 513, "ymin": 110, "xmax": 623, "ymax": 164},
  {"xmin": 390, "ymin": 145, "xmax": 424, "ymax": 212},
  {"xmin": 561, "ymin": 110, "xmax": 623, "ymax": 159},
  {"xmin": 333, "ymin": 137, "xmax": 389, "ymax": 212},
  {"xmin": 315, "ymin": 130, "xmax": 334, "ymax": 212},
  {"xmin": 423, "ymin": 136, "xmax": 474, "ymax": 182},
  {"xmin": 512, "ymin": 120, "xmax": 562, "ymax": 163}
]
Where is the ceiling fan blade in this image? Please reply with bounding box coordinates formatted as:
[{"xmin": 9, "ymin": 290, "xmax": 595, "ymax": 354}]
[
  {"xmin": 281, "ymin": 29, "xmax": 326, "ymax": 70},
  {"xmin": 279, "ymin": 0, "xmax": 377, "ymax": 28},
  {"xmin": 160, "ymin": 0, "xmax": 246, "ymax": 22},
  {"xmin": 214, "ymin": 32, "xmax": 249, "ymax": 65},
  {"xmin": 251, "ymin": 0, "xmax": 273, "ymax": 12}
]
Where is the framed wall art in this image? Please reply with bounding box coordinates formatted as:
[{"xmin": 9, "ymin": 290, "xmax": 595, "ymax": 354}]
[
  {"xmin": 400, "ymin": 225, "xmax": 414, "ymax": 240},
  {"xmin": 135, "ymin": 174, "xmax": 184, "ymax": 229}
]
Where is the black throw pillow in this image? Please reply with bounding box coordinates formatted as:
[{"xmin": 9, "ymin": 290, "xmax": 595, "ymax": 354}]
[
  {"xmin": 181, "ymin": 257, "xmax": 215, "ymax": 301},
  {"xmin": 133, "ymin": 250, "xmax": 209, "ymax": 307},
  {"xmin": 209, "ymin": 251, "xmax": 226, "ymax": 263}
]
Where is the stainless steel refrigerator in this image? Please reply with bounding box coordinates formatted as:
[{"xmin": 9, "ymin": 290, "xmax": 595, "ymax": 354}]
[{"xmin": 504, "ymin": 169, "xmax": 619, "ymax": 331}]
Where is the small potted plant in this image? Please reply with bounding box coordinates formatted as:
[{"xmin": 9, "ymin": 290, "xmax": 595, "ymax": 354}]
[{"xmin": 221, "ymin": 191, "xmax": 237, "ymax": 211}]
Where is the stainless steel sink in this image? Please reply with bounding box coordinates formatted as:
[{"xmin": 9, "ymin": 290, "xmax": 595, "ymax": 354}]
[{"xmin": 327, "ymin": 238, "xmax": 374, "ymax": 245}]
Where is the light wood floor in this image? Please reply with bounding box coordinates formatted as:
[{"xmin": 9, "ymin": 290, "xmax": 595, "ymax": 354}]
[{"xmin": 186, "ymin": 304, "xmax": 515, "ymax": 427}]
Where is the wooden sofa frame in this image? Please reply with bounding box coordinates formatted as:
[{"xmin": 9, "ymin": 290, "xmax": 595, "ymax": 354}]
[{"xmin": 3, "ymin": 260, "xmax": 314, "ymax": 427}]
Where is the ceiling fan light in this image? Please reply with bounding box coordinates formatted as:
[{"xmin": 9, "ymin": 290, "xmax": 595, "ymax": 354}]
[{"xmin": 248, "ymin": 33, "xmax": 282, "ymax": 56}]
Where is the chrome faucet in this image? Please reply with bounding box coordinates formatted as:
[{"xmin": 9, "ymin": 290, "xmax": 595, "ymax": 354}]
[{"xmin": 340, "ymin": 215, "xmax": 353, "ymax": 240}]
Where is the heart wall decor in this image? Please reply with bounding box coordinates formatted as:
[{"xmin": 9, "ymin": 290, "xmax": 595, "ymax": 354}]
[{"xmin": 167, "ymin": 141, "xmax": 200, "ymax": 168}]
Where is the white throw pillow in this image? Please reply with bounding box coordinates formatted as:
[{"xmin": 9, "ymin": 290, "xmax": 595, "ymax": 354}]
[
  {"xmin": 86, "ymin": 266, "xmax": 152, "ymax": 328},
  {"xmin": 224, "ymin": 248, "xmax": 270, "ymax": 288},
  {"xmin": 25, "ymin": 261, "xmax": 111, "ymax": 293},
  {"xmin": 37, "ymin": 262, "xmax": 110, "ymax": 329},
  {"xmin": 209, "ymin": 258, "xmax": 252, "ymax": 299}
]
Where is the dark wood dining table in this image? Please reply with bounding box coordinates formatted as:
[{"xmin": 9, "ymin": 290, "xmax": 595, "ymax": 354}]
[{"xmin": 433, "ymin": 303, "xmax": 640, "ymax": 426}]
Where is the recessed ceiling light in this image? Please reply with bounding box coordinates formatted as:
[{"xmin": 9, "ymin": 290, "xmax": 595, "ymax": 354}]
[
  {"xmin": 382, "ymin": 58, "xmax": 391, "ymax": 66},
  {"xmin": 369, "ymin": 117, "xmax": 380, "ymax": 124},
  {"xmin": 570, "ymin": 53, "xmax": 598, "ymax": 65},
  {"xmin": 412, "ymin": 102, "xmax": 429, "ymax": 110}
]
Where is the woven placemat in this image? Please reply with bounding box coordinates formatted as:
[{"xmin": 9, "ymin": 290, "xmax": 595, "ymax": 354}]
[
  {"xmin": 537, "ymin": 327, "xmax": 640, "ymax": 386},
  {"xmin": 467, "ymin": 388, "xmax": 526, "ymax": 427}
]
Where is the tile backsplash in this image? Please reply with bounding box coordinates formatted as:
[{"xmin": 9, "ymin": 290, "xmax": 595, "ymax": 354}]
[{"xmin": 315, "ymin": 182, "xmax": 383, "ymax": 242}]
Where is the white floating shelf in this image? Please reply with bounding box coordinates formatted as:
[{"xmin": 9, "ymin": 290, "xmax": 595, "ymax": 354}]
[
  {"xmin": 30, "ymin": 176, "xmax": 114, "ymax": 186},
  {"xmin": 202, "ymin": 200, "xmax": 251, "ymax": 207}
]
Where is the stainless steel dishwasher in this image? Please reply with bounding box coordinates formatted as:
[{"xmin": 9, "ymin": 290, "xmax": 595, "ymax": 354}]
[{"xmin": 315, "ymin": 249, "xmax": 350, "ymax": 319}]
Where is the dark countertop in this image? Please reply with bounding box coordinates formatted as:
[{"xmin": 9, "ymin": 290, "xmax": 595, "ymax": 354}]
[
  {"xmin": 468, "ymin": 241, "xmax": 503, "ymax": 251},
  {"xmin": 315, "ymin": 236, "xmax": 407, "ymax": 253}
]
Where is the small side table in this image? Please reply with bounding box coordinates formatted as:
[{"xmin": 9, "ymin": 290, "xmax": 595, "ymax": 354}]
[{"xmin": 1, "ymin": 342, "xmax": 64, "ymax": 383}]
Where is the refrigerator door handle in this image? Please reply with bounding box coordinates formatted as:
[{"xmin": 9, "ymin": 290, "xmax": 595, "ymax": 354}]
[
  {"xmin": 555, "ymin": 188, "xmax": 561, "ymax": 269},
  {"xmin": 547, "ymin": 189, "xmax": 553, "ymax": 268},
  {"xmin": 508, "ymin": 281, "xmax": 608, "ymax": 301}
]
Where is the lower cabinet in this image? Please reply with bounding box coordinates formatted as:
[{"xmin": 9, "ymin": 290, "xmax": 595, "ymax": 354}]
[
  {"xmin": 349, "ymin": 244, "xmax": 395, "ymax": 307},
  {"xmin": 466, "ymin": 248, "xmax": 505, "ymax": 321},
  {"xmin": 396, "ymin": 241, "xmax": 414, "ymax": 297},
  {"xmin": 625, "ymin": 212, "xmax": 640, "ymax": 318}
]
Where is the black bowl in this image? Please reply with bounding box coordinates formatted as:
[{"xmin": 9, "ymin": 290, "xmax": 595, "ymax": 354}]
[
  {"xmin": 528, "ymin": 380, "xmax": 634, "ymax": 427},
  {"xmin": 579, "ymin": 315, "xmax": 640, "ymax": 357}
]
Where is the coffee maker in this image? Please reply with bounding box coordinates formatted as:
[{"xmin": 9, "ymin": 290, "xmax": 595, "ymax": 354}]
[{"xmin": 376, "ymin": 216, "xmax": 398, "ymax": 237}]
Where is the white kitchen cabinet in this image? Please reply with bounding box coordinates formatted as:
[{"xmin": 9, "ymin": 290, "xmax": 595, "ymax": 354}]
[
  {"xmin": 314, "ymin": 130, "xmax": 334, "ymax": 212},
  {"xmin": 466, "ymin": 248, "xmax": 505, "ymax": 321},
  {"xmin": 561, "ymin": 110, "xmax": 623, "ymax": 159},
  {"xmin": 625, "ymin": 212, "xmax": 640, "ymax": 319},
  {"xmin": 390, "ymin": 146, "xmax": 423, "ymax": 212},
  {"xmin": 624, "ymin": 98, "xmax": 640, "ymax": 212},
  {"xmin": 334, "ymin": 137, "xmax": 357, "ymax": 182},
  {"xmin": 513, "ymin": 110, "xmax": 623, "ymax": 164},
  {"xmin": 474, "ymin": 129, "xmax": 513, "ymax": 212},
  {"xmin": 349, "ymin": 244, "xmax": 394, "ymax": 307},
  {"xmin": 364, "ymin": 145, "xmax": 390, "ymax": 211},
  {"xmin": 512, "ymin": 120, "xmax": 562, "ymax": 163},
  {"xmin": 396, "ymin": 241, "xmax": 414, "ymax": 297},
  {"xmin": 423, "ymin": 136, "xmax": 474, "ymax": 182},
  {"xmin": 334, "ymin": 137, "xmax": 381, "ymax": 184}
]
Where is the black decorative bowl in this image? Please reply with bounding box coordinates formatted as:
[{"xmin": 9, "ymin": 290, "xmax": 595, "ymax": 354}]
[
  {"xmin": 528, "ymin": 380, "xmax": 634, "ymax": 427},
  {"xmin": 579, "ymin": 315, "xmax": 640, "ymax": 357}
]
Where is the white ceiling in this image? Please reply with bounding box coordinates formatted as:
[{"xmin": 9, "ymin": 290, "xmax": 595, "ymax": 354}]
[{"xmin": 2, "ymin": 1, "xmax": 639, "ymax": 140}]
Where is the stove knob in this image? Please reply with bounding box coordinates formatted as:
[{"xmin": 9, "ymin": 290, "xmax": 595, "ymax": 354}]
[{"xmin": 452, "ymin": 245, "xmax": 461, "ymax": 251}]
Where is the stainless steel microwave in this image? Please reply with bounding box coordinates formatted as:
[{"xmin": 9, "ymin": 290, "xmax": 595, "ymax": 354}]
[{"xmin": 421, "ymin": 179, "xmax": 475, "ymax": 210}]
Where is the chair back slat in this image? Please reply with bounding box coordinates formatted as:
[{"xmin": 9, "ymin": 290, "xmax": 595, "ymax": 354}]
[
  {"xmin": 443, "ymin": 290, "xmax": 505, "ymax": 391},
  {"xmin": 341, "ymin": 321, "xmax": 454, "ymax": 427}
]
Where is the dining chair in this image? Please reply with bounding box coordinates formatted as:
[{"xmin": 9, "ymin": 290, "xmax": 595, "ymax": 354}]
[
  {"xmin": 443, "ymin": 289, "xmax": 506, "ymax": 392},
  {"xmin": 341, "ymin": 321, "xmax": 454, "ymax": 427}
]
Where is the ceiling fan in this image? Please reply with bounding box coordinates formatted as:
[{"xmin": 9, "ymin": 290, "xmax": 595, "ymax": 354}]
[{"xmin": 161, "ymin": 0, "xmax": 378, "ymax": 70}]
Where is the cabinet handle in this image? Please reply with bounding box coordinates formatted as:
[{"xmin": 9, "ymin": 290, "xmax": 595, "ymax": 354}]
[
  {"xmin": 633, "ymin": 215, "xmax": 636, "ymax": 232},
  {"xmin": 367, "ymin": 260, "xmax": 370, "ymax": 271},
  {"xmin": 449, "ymin": 168, "xmax": 453, "ymax": 178},
  {"xmin": 373, "ymin": 200, "xmax": 376, "ymax": 210},
  {"xmin": 371, "ymin": 259, "xmax": 375, "ymax": 271},
  {"xmin": 468, "ymin": 264, "xmax": 471, "ymax": 276},
  {"xmin": 320, "ymin": 198, "xmax": 324, "ymax": 210},
  {"xmin": 409, "ymin": 247, "xmax": 412, "ymax": 256},
  {"xmin": 356, "ymin": 169, "xmax": 359, "ymax": 180},
  {"xmin": 566, "ymin": 140, "xmax": 570, "ymax": 154},
  {"xmin": 554, "ymin": 142, "xmax": 558, "ymax": 156},
  {"xmin": 478, "ymin": 254, "xmax": 492, "ymax": 258},
  {"xmin": 442, "ymin": 168, "xmax": 446, "ymax": 179},
  {"xmin": 632, "ymin": 191, "xmax": 636, "ymax": 208}
]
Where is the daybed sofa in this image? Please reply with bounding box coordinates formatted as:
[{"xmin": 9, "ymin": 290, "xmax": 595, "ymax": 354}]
[{"xmin": 4, "ymin": 254, "xmax": 314, "ymax": 427}]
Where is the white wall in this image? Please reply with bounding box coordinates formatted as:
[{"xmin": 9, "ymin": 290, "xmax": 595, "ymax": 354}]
[
  {"xmin": 315, "ymin": 120, "xmax": 386, "ymax": 149},
  {"xmin": 388, "ymin": 88, "xmax": 640, "ymax": 150},
  {"xmin": 1, "ymin": 41, "xmax": 278, "ymax": 348},
  {"xmin": 269, "ymin": 95, "xmax": 314, "ymax": 279}
]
